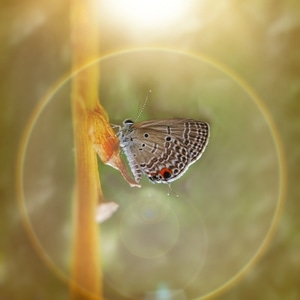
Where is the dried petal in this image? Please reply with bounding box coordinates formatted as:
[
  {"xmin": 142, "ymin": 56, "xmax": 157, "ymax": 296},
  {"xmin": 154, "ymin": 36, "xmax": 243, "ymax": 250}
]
[{"xmin": 89, "ymin": 103, "xmax": 141, "ymax": 187}]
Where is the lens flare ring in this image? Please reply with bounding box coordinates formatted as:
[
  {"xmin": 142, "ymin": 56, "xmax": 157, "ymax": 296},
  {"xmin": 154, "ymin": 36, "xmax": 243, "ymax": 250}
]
[{"xmin": 16, "ymin": 47, "xmax": 286, "ymax": 299}]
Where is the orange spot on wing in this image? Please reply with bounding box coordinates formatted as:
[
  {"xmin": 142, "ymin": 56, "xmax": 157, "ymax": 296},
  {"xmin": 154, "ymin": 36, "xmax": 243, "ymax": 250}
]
[{"xmin": 159, "ymin": 168, "xmax": 172, "ymax": 178}]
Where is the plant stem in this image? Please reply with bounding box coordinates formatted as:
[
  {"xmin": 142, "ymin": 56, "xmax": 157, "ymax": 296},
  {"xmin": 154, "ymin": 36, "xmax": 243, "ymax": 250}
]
[{"xmin": 70, "ymin": 0, "xmax": 102, "ymax": 298}]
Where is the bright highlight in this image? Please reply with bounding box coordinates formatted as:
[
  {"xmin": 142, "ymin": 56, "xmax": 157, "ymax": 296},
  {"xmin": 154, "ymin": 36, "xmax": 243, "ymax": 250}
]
[{"xmin": 102, "ymin": 0, "xmax": 188, "ymax": 29}]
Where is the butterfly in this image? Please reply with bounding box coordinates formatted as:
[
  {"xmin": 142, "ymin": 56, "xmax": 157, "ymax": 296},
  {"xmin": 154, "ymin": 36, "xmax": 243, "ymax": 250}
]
[{"xmin": 117, "ymin": 118, "xmax": 210, "ymax": 184}]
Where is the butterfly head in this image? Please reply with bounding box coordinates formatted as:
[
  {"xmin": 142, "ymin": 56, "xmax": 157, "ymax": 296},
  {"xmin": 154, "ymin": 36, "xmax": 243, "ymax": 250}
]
[{"xmin": 118, "ymin": 119, "xmax": 135, "ymax": 147}]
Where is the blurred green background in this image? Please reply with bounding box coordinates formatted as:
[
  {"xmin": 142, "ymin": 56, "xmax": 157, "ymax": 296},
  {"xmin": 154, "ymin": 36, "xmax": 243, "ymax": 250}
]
[{"xmin": 1, "ymin": 0, "xmax": 299, "ymax": 299}]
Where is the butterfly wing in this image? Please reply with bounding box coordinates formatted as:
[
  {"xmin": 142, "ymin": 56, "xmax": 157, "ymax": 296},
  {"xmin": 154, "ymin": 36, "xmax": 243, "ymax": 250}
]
[
  {"xmin": 125, "ymin": 118, "xmax": 209, "ymax": 184},
  {"xmin": 137, "ymin": 118, "xmax": 210, "ymax": 161}
]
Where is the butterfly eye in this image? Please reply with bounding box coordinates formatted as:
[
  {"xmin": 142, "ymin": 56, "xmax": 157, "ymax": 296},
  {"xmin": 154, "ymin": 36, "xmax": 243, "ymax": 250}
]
[{"xmin": 124, "ymin": 119, "xmax": 134, "ymax": 125}]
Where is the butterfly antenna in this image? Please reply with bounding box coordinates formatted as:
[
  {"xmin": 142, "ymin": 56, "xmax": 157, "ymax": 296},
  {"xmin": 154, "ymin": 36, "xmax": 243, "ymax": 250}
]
[{"xmin": 135, "ymin": 90, "xmax": 152, "ymax": 122}]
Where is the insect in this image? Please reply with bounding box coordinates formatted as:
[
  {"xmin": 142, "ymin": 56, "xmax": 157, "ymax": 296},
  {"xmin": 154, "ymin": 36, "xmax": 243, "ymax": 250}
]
[{"xmin": 117, "ymin": 118, "xmax": 210, "ymax": 185}]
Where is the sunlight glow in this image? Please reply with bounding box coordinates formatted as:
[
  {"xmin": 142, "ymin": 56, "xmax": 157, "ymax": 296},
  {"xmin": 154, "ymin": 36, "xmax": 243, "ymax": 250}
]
[{"xmin": 102, "ymin": 0, "xmax": 189, "ymax": 30}]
